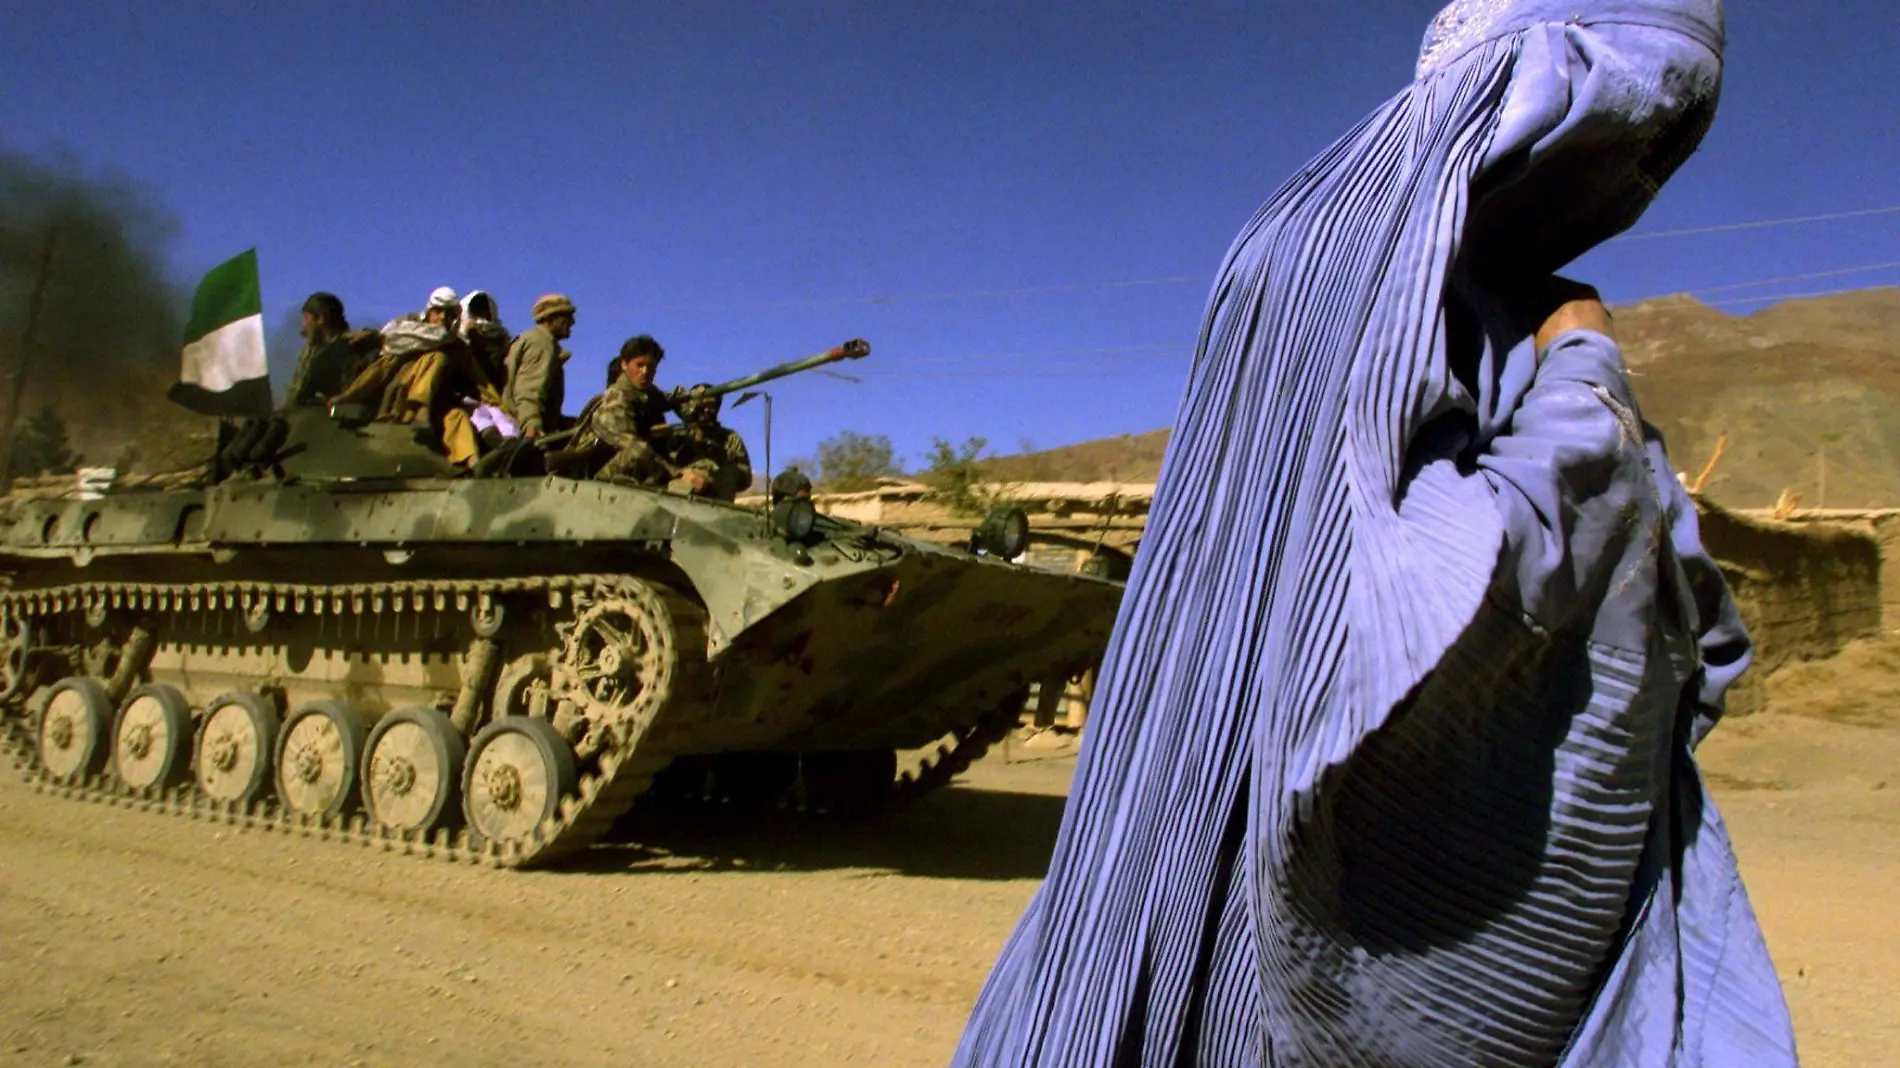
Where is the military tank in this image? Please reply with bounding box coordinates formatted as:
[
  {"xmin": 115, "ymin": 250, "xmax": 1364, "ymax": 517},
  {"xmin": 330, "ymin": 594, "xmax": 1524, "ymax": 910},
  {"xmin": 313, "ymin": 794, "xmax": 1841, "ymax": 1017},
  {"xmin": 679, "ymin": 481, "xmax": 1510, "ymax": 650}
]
[{"xmin": 0, "ymin": 340, "xmax": 1121, "ymax": 868}]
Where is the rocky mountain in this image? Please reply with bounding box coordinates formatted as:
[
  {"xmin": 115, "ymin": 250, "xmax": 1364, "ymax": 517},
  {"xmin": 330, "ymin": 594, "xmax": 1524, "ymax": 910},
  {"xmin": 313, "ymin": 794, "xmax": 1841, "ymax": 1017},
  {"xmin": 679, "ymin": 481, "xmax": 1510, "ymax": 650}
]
[{"xmin": 1618, "ymin": 288, "xmax": 1900, "ymax": 509}]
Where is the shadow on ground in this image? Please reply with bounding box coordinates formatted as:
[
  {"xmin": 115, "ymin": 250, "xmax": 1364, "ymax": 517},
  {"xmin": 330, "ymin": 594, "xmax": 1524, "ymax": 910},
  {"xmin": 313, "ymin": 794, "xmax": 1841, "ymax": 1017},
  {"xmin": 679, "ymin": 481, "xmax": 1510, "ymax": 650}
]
[{"xmin": 559, "ymin": 784, "xmax": 1069, "ymax": 881}]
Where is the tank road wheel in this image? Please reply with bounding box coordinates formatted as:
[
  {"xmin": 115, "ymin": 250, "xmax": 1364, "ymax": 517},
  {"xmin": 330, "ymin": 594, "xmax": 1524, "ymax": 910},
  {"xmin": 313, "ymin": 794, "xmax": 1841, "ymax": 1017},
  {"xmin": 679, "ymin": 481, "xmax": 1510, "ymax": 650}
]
[
  {"xmin": 361, "ymin": 707, "xmax": 468, "ymax": 835},
  {"xmin": 802, "ymin": 749, "xmax": 898, "ymax": 816},
  {"xmin": 112, "ymin": 683, "xmax": 194, "ymax": 791},
  {"xmin": 463, "ymin": 716, "xmax": 578, "ymax": 846},
  {"xmin": 37, "ymin": 677, "xmax": 113, "ymax": 784},
  {"xmin": 275, "ymin": 701, "xmax": 368, "ymax": 820},
  {"xmin": 195, "ymin": 693, "xmax": 279, "ymax": 805}
]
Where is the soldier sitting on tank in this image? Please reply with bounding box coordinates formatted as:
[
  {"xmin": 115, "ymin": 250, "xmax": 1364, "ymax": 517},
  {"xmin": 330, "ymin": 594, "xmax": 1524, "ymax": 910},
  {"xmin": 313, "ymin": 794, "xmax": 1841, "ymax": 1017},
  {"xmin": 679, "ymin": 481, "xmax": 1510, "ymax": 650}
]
[
  {"xmin": 392, "ymin": 343, "xmax": 505, "ymax": 469},
  {"xmin": 212, "ymin": 291, "xmax": 362, "ymax": 477},
  {"xmin": 458, "ymin": 290, "xmax": 510, "ymax": 386},
  {"xmin": 283, "ymin": 292, "xmax": 351, "ymax": 408},
  {"xmin": 390, "ymin": 288, "xmax": 512, "ymax": 466},
  {"xmin": 657, "ymin": 385, "xmax": 753, "ymax": 501},
  {"xmin": 502, "ymin": 294, "xmax": 577, "ymax": 440},
  {"xmin": 330, "ymin": 288, "xmax": 503, "ymax": 467},
  {"xmin": 328, "ymin": 286, "xmax": 463, "ymax": 409},
  {"xmin": 580, "ymin": 335, "xmax": 710, "ymax": 491}
]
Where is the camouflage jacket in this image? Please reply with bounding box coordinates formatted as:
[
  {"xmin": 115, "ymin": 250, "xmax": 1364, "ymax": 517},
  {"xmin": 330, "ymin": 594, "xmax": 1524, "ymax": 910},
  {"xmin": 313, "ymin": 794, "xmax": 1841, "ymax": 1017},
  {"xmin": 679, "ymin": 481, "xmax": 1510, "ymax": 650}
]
[
  {"xmin": 502, "ymin": 325, "xmax": 569, "ymax": 433},
  {"xmin": 661, "ymin": 421, "xmax": 753, "ymax": 501},
  {"xmin": 589, "ymin": 376, "xmax": 676, "ymax": 454}
]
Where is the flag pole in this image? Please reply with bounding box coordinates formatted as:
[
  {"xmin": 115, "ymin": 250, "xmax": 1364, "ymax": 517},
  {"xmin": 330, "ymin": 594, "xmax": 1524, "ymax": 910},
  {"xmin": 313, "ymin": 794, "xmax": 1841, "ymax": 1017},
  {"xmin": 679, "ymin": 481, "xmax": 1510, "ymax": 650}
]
[{"xmin": 0, "ymin": 228, "xmax": 59, "ymax": 486}]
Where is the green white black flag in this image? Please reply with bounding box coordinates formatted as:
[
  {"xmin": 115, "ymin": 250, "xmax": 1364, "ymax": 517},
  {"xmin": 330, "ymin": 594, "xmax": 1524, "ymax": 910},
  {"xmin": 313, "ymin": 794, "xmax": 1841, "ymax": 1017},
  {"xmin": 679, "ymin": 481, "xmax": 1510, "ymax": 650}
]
[{"xmin": 167, "ymin": 248, "xmax": 271, "ymax": 417}]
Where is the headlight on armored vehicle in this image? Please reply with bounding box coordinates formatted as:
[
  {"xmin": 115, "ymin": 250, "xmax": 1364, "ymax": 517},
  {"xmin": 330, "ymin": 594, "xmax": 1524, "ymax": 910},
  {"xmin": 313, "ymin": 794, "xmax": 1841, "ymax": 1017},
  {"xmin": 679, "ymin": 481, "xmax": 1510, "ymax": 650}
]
[
  {"xmin": 972, "ymin": 506, "xmax": 1030, "ymax": 560},
  {"xmin": 772, "ymin": 497, "xmax": 818, "ymax": 542}
]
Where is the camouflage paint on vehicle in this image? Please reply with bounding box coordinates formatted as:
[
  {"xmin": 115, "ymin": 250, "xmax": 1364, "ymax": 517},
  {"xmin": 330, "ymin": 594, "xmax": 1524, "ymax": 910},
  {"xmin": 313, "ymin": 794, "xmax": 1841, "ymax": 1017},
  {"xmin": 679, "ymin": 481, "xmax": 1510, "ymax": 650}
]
[{"xmin": 0, "ymin": 389, "xmax": 1121, "ymax": 868}]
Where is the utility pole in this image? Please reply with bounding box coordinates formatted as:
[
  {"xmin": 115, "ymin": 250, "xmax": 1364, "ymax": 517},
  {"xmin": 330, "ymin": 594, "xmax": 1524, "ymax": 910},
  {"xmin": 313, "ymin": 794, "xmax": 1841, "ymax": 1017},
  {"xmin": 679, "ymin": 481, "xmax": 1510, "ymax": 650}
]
[
  {"xmin": 0, "ymin": 229, "xmax": 59, "ymax": 486},
  {"xmin": 1817, "ymin": 444, "xmax": 1827, "ymax": 510}
]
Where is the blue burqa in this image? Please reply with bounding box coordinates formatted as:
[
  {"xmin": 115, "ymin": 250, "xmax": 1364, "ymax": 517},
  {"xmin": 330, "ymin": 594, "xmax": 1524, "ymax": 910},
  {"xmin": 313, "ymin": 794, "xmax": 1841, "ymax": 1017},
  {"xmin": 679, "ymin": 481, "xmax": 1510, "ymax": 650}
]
[{"xmin": 953, "ymin": 2, "xmax": 1800, "ymax": 1065}]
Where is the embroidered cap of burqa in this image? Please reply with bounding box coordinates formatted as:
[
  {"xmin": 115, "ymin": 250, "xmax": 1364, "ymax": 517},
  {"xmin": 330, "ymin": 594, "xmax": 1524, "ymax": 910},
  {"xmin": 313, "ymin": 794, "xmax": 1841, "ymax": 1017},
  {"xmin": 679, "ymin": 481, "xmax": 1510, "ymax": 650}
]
[{"xmin": 954, "ymin": 2, "xmax": 1799, "ymax": 1066}]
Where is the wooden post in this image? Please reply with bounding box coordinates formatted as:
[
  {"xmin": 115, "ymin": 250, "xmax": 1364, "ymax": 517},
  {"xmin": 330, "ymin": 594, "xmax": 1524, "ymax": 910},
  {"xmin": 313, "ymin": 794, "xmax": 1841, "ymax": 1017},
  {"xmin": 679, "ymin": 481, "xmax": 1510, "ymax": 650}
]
[
  {"xmin": 1065, "ymin": 667, "xmax": 1096, "ymax": 732},
  {"xmin": 0, "ymin": 229, "xmax": 59, "ymax": 485},
  {"xmin": 1690, "ymin": 432, "xmax": 1728, "ymax": 495}
]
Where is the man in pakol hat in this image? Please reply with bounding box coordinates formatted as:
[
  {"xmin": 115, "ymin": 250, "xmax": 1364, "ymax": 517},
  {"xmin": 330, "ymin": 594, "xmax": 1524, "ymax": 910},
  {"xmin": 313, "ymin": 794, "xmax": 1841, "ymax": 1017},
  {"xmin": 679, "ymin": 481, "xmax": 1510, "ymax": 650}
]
[{"xmin": 503, "ymin": 293, "xmax": 576, "ymax": 439}]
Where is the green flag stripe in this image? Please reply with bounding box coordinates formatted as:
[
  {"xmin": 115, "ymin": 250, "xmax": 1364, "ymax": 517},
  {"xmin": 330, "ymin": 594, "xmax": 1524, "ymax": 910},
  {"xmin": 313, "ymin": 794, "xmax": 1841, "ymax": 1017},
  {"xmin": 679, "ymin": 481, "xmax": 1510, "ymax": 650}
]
[{"xmin": 182, "ymin": 248, "xmax": 262, "ymax": 342}]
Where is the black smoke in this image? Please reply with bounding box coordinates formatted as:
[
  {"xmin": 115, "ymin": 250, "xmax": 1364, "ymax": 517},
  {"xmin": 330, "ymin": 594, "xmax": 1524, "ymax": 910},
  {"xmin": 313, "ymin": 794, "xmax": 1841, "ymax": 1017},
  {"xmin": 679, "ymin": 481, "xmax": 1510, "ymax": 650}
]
[{"xmin": 0, "ymin": 145, "xmax": 208, "ymax": 475}]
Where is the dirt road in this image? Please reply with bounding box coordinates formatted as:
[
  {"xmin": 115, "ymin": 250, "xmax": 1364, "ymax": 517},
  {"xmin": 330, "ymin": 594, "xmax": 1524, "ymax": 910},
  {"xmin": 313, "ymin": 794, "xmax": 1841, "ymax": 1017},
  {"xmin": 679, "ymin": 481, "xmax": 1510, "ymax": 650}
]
[{"xmin": 1, "ymin": 712, "xmax": 1893, "ymax": 1067}]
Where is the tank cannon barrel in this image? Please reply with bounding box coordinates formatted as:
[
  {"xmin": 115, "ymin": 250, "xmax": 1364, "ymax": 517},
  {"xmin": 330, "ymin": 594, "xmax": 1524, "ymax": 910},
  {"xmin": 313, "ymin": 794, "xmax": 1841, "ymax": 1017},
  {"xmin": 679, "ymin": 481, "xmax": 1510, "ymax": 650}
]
[{"xmin": 684, "ymin": 338, "xmax": 870, "ymax": 401}]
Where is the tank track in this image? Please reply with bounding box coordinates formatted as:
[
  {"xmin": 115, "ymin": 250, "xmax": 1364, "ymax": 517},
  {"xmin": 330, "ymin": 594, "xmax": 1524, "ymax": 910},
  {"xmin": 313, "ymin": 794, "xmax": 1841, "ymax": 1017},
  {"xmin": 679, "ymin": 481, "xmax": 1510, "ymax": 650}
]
[
  {"xmin": 888, "ymin": 701, "xmax": 1021, "ymax": 810},
  {"xmin": 0, "ymin": 574, "xmax": 697, "ymax": 870},
  {"xmin": 0, "ymin": 574, "xmax": 1021, "ymax": 869}
]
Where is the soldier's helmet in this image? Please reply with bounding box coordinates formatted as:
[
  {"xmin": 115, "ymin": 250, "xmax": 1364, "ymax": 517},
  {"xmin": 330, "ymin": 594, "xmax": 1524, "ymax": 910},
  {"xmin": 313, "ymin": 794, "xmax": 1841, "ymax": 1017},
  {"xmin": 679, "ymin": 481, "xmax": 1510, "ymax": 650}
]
[{"xmin": 679, "ymin": 384, "xmax": 721, "ymax": 424}]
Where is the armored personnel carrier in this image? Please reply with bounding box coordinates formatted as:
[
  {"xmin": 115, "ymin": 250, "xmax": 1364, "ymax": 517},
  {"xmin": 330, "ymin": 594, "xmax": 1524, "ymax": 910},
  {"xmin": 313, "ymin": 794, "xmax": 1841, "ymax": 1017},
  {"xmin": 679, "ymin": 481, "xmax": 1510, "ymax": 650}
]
[{"xmin": 0, "ymin": 341, "xmax": 1121, "ymax": 868}]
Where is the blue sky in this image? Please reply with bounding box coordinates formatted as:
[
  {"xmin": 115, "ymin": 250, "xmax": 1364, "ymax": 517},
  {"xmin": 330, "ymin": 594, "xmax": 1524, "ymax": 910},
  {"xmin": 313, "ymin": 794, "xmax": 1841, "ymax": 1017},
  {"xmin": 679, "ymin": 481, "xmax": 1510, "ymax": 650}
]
[{"xmin": 4, "ymin": 2, "xmax": 1896, "ymax": 472}]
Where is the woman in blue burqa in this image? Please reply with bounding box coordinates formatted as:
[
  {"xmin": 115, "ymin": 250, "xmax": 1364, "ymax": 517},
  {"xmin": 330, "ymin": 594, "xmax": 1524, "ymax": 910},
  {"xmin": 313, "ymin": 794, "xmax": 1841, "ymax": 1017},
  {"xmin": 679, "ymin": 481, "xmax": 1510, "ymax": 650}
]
[{"xmin": 953, "ymin": 1, "xmax": 1798, "ymax": 1066}]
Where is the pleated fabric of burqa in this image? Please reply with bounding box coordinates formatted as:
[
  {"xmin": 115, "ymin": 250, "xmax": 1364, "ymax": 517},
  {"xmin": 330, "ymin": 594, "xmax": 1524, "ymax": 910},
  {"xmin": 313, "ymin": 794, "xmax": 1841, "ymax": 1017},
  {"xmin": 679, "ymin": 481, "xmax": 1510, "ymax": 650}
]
[{"xmin": 952, "ymin": 2, "xmax": 1800, "ymax": 1066}]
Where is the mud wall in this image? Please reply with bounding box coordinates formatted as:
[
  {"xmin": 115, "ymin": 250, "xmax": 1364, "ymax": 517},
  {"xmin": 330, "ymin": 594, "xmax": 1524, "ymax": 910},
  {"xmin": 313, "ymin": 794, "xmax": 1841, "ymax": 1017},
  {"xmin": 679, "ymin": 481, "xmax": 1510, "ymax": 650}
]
[
  {"xmin": 1852, "ymin": 515, "xmax": 1900, "ymax": 630},
  {"xmin": 1695, "ymin": 500, "xmax": 1883, "ymax": 716}
]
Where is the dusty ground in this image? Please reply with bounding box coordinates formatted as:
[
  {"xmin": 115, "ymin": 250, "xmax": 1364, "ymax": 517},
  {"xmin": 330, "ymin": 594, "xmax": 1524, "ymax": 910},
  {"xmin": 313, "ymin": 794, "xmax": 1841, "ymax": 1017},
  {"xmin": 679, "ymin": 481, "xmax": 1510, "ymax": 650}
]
[{"xmin": 1, "ymin": 681, "xmax": 1894, "ymax": 1067}]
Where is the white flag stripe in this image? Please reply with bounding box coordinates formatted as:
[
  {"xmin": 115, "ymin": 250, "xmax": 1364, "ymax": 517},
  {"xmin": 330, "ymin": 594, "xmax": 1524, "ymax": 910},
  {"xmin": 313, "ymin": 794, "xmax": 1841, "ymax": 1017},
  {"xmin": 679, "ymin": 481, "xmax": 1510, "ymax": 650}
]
[{"xmin": 178, "ymin": 313, "xmax": 266, "ymax": 393}]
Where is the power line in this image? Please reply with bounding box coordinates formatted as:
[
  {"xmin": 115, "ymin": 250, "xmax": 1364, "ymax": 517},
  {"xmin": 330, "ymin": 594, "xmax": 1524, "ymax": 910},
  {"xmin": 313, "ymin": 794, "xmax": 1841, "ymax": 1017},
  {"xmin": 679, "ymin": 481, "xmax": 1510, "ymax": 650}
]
[
  {"xmin": 868, "ymin": 282, "xmax": 1899, "ymax": 375},
  {"xmin": 625, "ymin": 204, "xmax": 1900, "ymax": 315},
  {"xmin": 1609, "ymin": 204, "xmax": 1900, "ymax": 243},
  {"xmin": 894, "ymin": 342, "xmax": 1187, "ymax": 366},
  {"xmin": 1679, "ymin": 259, "xmax": 1900, "ymax": 295},
  {"xmin": 867, "ymin": 363, "xmax": 1190, "ymax": 381},
  {"xmin": 1703, "ymin": 282, "xmax": 1899, "ymax": 308},
  {"xmin": 865, "ymin": 275, "xmax": 1900, "ymax": 378},
  {"xmin": 627, "ymin": 275, "xmax": 1203, "ymax": 314},
  {"xmin": 753, "ymin": 242, "xmax": 1900, "ymax": 378},
  {"xmin": 867, "ymin": 351, "xmax": 1190, "ymax": 379}
]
